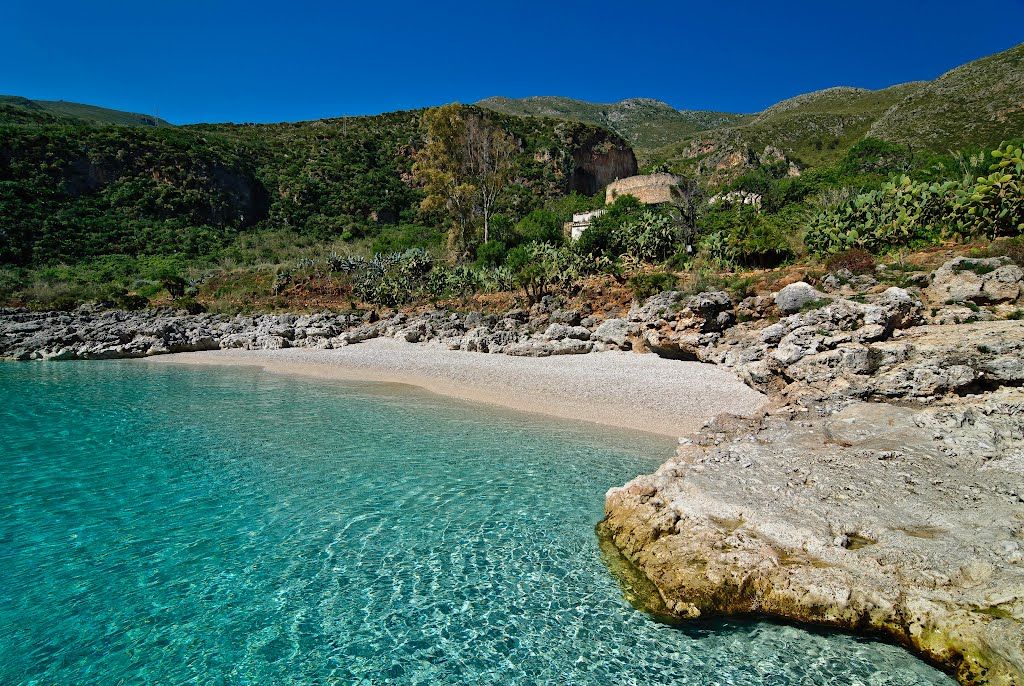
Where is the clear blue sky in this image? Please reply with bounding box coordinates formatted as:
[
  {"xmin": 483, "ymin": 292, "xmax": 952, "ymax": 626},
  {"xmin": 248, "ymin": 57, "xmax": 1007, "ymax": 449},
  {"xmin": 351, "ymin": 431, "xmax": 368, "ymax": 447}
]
[{"xmin": 4, "ymin": 0, "xmax": 1022, "ymax": 124}]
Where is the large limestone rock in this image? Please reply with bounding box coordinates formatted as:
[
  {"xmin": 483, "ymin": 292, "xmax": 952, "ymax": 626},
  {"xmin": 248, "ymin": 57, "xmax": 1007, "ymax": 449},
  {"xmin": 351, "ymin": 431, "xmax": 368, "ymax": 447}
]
[
  {"xmin": 601, "ymin": 391, "xmax": 1024, "ymax": 685},
  {"xmin": 928, "ymin": 257, "xmax": 1023, "ymax": 305},
  {"xmin": 775, "ymin": 281, "xmax": 827, "ymax": 314}
]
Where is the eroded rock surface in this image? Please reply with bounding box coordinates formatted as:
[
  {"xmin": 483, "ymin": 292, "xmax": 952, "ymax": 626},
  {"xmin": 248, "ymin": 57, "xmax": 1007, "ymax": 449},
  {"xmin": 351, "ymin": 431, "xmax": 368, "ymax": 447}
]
[
  {"xmin": 601, "ymin": 255, "xmax": 1024, "ymax": 684},
  {"xmin": 600, "ymin": 391, "xmax": 1024, "ymax": 684}
]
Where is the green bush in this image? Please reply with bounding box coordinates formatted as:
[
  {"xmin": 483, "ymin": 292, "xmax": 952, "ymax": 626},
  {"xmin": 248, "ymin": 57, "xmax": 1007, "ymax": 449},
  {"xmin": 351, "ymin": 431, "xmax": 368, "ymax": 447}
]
[
  {"xmin": 172, "ymin": 297, "xmax": 206, "ymax": 314},
  {"xmin": 805, "ymin": 144, "xmax": 1024, "ymax": 255},
  {"xmin": 950, "ymin": 143, "xmax": 1024, "ymax": 238},
  {"xmin": 506, "ymin": 242, "xmax": 587, "ymax": 303},
  {"xmin": 804, "ymin": 175, "xmax": 962, "ymax": 254},
  {"xmin": 370, "ymin": 224, "xmax": 445, "ymax": 255},
  {"xmin": 474, "ymin": 240, "xmax": 508, "ymax": 267},
  {"xmin": 628, "ymin": 272, "xmax": 677, "ymax": 300},
  {"xmin": 511, "ymin": 210, "xmax": 563, "ymax": 246},
  {"xmin": 576, "ymin": 196, "xmax": 682, "ymax": 262}
]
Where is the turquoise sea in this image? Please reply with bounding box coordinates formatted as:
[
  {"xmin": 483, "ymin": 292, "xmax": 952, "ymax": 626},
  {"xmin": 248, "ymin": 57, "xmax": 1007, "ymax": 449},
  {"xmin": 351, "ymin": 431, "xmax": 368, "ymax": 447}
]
[{"xmin": 0, "ymin": 361, "xmax": 952, "ymax": 685}]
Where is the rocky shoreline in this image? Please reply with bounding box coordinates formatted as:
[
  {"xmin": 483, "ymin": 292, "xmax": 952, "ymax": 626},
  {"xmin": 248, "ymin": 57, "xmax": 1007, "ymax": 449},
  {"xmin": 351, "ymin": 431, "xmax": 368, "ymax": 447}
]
[
  {"xmin": 3, "ymin": 255, "xmax": 1023, "ymax": 683},
  {"xmin": 599, "ymin": 256, "xmax": 1024, "ymax": 686}
]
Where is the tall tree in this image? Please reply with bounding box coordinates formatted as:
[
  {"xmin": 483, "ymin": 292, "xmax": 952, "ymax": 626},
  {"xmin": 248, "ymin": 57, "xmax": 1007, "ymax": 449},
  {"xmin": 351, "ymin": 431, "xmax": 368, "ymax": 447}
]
[
  {"xmin": 465, "ymin": 114, "xmax": 518, "ymax": 244},
  {"xmin": 413, "ymin": 104, "xmax": 477, "ymax": 260},
  {"xmin": 413, "ymin": 104, "xmax": 519, "ymax": 260}
]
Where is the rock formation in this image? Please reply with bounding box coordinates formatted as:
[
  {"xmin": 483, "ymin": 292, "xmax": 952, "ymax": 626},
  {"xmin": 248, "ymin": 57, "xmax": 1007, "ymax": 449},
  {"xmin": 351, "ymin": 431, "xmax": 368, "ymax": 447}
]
[{"xmin": 600, "ymin": 257, "xmax": 1024, "ymax": 685}]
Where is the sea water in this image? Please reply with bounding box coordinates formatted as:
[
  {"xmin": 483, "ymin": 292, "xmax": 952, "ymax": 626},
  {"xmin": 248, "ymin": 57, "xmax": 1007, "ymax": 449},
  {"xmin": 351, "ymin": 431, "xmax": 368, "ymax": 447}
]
[{"xmin": 0, "ymin": 361, "xmax": 953, "ymax": 685}]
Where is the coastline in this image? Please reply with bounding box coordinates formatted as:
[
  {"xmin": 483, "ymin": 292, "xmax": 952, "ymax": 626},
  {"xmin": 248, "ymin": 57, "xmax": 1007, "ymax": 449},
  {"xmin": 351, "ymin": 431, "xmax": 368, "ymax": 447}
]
[{"xmin": 140, "ymin": 338, "xmax": 767, "ymax": 438}]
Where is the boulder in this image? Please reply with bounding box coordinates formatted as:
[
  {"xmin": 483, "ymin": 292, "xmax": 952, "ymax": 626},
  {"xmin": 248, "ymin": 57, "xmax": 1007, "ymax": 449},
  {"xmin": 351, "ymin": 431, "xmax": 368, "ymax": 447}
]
[
  {"xmin": 592, "ymin": 318, "xmax": 631, "ymax": 347},
  {"xmin": 927, "ymin": 256, "xmax": 1023, "ymax": 305},
  {"xmin": 775, "ymin": 281, "xmax": 826, "ymax": 314}
]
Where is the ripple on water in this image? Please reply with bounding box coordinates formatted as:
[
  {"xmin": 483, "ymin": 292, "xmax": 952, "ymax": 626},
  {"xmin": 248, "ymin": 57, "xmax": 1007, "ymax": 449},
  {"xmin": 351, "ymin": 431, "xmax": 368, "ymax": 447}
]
[{"xmin": 0, "ymin": 361, "xmax": 954, "ymax": 685}]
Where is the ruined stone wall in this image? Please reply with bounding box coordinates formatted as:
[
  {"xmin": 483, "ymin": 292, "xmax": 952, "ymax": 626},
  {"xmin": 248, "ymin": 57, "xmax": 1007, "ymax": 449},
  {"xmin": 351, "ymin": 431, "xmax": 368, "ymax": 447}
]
[{"xmin": 605, "ymin": 173, "xmax": 683, "ymax": 205}]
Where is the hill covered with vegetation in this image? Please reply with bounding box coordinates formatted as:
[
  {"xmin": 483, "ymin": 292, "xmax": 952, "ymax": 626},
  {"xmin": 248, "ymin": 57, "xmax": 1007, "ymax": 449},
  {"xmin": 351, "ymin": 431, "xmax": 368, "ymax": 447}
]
[
  {"xmin": 484, "ymin": 43, "xmax": 1024, "ymax": 179},
  {"xmin": 0, "ymin": 44, "xmax": 1021, "ymax": 313},
  {"xmin": 0, "ymin": 95, "xmax": 172, "ymax": 128},
  {"xmin": 478, "ymin": 96, "xmax": 746, "ymax": 157}
]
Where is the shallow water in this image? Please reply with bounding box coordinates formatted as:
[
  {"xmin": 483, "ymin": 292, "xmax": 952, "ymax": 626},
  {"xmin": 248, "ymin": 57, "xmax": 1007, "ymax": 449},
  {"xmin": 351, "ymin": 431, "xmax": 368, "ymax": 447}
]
[{"xmin": 0, "ymin": 361, "xmax": 953, "ymax": 685}]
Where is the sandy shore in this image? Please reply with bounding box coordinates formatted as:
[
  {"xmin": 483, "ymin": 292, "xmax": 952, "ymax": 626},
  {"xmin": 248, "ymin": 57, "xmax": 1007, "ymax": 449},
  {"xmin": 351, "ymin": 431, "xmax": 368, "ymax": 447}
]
[{"xmin": 142, "ymin": 339, "xmax": 765, "ymax": 438}]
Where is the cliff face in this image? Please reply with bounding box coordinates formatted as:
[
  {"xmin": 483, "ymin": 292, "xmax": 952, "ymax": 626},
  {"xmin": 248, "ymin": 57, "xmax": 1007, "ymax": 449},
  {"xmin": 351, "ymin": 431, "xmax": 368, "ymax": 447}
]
[
  {"xmin": 567, "ymin": 129, "xmax": 638, "ymax": 195},
  {"xmin": 56, "ymin": 153, "xmax": 269, "ymax": 228}
]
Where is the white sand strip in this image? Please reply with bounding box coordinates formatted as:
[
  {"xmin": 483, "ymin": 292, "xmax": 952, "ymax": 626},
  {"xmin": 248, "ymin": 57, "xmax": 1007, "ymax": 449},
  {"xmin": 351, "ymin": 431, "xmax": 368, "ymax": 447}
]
[{"xmin": 142, "ymin": 338, "xmax": 766, "ymax": 438}]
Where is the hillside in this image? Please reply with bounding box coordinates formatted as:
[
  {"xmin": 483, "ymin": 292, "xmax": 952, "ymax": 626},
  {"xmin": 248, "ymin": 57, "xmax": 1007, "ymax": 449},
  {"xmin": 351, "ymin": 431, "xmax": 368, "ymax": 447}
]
[
  {"xmin": 0, "ymin": 95, "xmax": 171, "ymax": 127},
  {"xmin": 486, "ymin": 44, "xmax": 1024, "ymax": 183},
  {"xmin": 868, "ymin": 42, "xmax": 1024, "ymax": 150},
  {"xmin": 646, "ymin": 81, "xmax": 928, "ymax": 180},
  {"xmin": 478, "ymin": 96, "xmax": 745, "ymax": 158},
  {"xmin": 0, "ymin": 106, "xmax": 633, "ymax": 266}
]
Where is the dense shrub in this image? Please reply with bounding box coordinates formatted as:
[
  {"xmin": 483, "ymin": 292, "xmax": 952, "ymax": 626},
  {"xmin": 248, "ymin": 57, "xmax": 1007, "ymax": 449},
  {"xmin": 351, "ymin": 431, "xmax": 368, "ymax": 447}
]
[
  {"xmin": 577, "ymin": 195, "xmax": 683, "ymax": 262},
  {"xmin": 825, "ymin": 248, "xmax": 877, "ymax": 274},
  {"xmin": 804, "ymin": 176, "xmax": 963, "ymax": 254},
  {"xmin": 806, "ymin": 144, "xmax": 1023, "ymax": 255},
  {"xmin": 696, "ymin": 206, "xmax": 794, "ymax": 268},
  {"xmin": 506, "ymin": 242, "xmax": 587, "ymax": 303},
  {"xmin": 950, "ymin": 143, "xmax": 1024, "ymax": 238},
  {"xmin": 474, "ymin": 240, "xmax": 508, "ymax": 267},
  {"xmin": 511, "ymin": 209, "xmax": 563, "ymax": 246},
  {"xmin": 628, "ymin": 271, "xmax": 677, "ymax": 300},
  {"xmin": 370, "ymin": 224, "xmax": 445, "ymax": 255},
  {"xmin": 842, "ymin": 138, "xmax": 911, "ymax": 174}
]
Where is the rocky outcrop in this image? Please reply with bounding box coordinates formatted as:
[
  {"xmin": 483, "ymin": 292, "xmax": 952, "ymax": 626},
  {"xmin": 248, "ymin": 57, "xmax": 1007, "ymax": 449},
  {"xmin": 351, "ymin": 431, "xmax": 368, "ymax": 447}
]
[
  {"xmin": 566, "ymin": 128, "xmax": 638, "ymax": 195},
  {"xmin": 600, "ymin": 389, "xmax": 1024, "ymax": 684},
  {"xmin": 927, "ymin": 257, "xmax": 1023, "ymax": 305},
  {"xmin": 0, "ymin": 298, "xmax": 633, "ymax": 361},
  {"xmin": 600, "ymin": 255, "xmax": 1024, "ymax": 685}
]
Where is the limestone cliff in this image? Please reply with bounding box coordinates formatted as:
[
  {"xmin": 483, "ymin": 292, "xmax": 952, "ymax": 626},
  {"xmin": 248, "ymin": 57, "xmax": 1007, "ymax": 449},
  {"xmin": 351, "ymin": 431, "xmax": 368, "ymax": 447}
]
[{"xmin": 565, "ymin": 128, "xmax": 638, "ymax": 195}]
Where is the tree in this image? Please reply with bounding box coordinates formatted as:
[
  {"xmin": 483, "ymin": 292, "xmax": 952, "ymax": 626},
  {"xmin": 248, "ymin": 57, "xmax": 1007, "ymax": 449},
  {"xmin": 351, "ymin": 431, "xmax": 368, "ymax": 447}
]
[
  {"xmin": 465, "ymin": 113, "xmax": 518, "ymax": 244},
  {"xmin": 413, "ymin": 104, "xmax": 519, "ymax": 260},
  {"xmin": 413, "ymin": 105, "xmax": 478, "ymax": 260}
]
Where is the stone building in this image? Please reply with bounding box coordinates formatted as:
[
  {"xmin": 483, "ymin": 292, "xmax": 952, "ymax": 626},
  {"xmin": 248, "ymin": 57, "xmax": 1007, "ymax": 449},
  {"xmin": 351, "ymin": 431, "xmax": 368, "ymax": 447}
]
[
  {"xmin": 566, "ymin": 209, "xmax": 607, "ymax": 240},
  {"xmin": 605, "ymin": 173, "xmax": 686, "ymax": 205},
  {"xmin": 565, "ymin": 173, "xmax": 688, "ymax": 240}
]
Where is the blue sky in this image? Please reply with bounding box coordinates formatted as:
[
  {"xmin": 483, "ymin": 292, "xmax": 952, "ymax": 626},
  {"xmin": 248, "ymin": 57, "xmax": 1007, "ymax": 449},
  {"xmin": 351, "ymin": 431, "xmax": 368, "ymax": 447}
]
[{"xmin": 3, "ymin": 0, "xmax": 1022, "ymax": 124}]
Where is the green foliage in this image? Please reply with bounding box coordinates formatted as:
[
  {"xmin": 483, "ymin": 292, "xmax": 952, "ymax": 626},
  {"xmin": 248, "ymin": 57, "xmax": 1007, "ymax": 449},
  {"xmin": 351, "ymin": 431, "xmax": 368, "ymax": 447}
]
[
  {"xmin": 506, "ymin": 242, "xmax": 587, "ymax": 303},
  {"xmin": 806, "ymin": 143, "xmax": 1024, "ymax": 255},
  {"xmin": 842, "ymin": 137, "xmax": 911, "ymax": 174},
  {"xmin": 798, "ymin": 298, "xmax": 830, "ymax": 313},
  {"xmin": 804, "ymin": 175, "xmax": 963, "ymax": 254},
  {"xmin": 950, "ymin": 143, "xmax": 1024, "ymax": 238},
  {"xmin": 576, "ymin": 195, "xmax": 683, "ymax": 262},
  {"xmin": 696, "ymin": 206, "xmax": 795, "ymax": 268},
  {"xmin": 628, "ymin": 271, "xmax": 678, "ymax": 300},
  {"xmin": 370, "ymin": 224, "xmax": 445, "ymax": 255},
  {"xmin": 172, "ymin": 296, "xmax": 206, "ymax": 314},
  {"xmin": 511, "ymin": 209, "xmax": 563, "ymax": 246},
  {"xmin": 474, "ymin": 240, "xmax": 508, "ymax": 267}
]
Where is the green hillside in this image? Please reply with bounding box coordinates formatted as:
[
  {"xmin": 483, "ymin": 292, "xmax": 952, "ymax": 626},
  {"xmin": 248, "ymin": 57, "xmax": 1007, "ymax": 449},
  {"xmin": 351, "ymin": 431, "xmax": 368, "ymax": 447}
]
[
  {"xmin": 478, "ymin": 96, "xmax": 746, "ymax": 158},
  {"xmin": 868, "ymin": 43, "xmax": 1024, "ymax": 150},
  {"xmin": 0, "ymin": 105, "xmax": 629, "ymax": 266},
  {"xmin": 0, "ymin": 95, "xmax": 171, "ymax": 127},
  {"xmin": 647, "ymin": 81, "xmax": 928, "ymax": 179},
  {"xmin": 485, "ymin": 44, "xmax": 1024, "ymax": 183}
]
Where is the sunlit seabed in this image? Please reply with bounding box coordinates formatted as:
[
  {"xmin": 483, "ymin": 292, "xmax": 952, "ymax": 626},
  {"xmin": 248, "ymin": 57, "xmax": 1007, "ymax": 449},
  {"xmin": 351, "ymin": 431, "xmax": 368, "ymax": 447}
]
[{"xmin": 0, "ymin": 361, "xmax": 953, "ymax": 685}]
